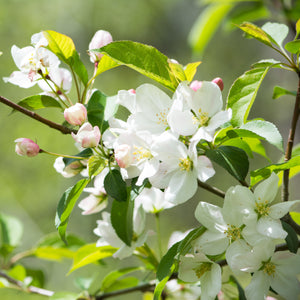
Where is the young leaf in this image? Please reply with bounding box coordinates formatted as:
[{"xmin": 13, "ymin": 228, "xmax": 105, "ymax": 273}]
[
  {"xmin": 102, "ymin": 277, "xmax": 139, "ymax": 293},
  {"xmin": 188, "ymin": 3, "xmax": 233, "ymax": 53},
  {"xmin": 16, "ymin": 95, "xmax": 62, "ymax": 111},
  {"xmin": 68, "ymin": 244, "xmax": 116, "ymax": 273},
  {"xmin": 227, "ymin": 67, "xmax": 270, "ymax": 127},
  {"xmin": 153, "ymin": 265, "xmax": 175, "ymax": 300},
  {"xmin": 43, "ymin": 30, "xmax": 88, "ymax": 85},
  {"xmin": 261, "ymin": 22, "xmax": 289, "ymax": 48},
  {"xmin": 206, "ymin": 146, "xmax": 249, "ymax": 181},
  {"xmin": 55, "ymin": 179, "xmax": 90, "ymax": 243},
  {"xmin": 95, "ymin": 54, "xmax": 120, "ymax": 77},
  {"xmin": 237, "ymin": 22, "xmax": 272, "ymax": 47},
  {"xmin": 104, "ymin": 169, "xmax": 127, "ymax": 202},
  {"xmin": 281, "ymin": 221, "xmax": 299, "ymax": 254},
  {"xmin": 184, "ymin": 61, "xmax": 201, "ymax": 82},
  {"xmin": 101, "ymin": 267, "xmax": 142, "ymax": 292},
  {"xmin": 98, "ymin": 41, "xmax": 178, "ymax": 91},
  {"xmin": 34, "ymin": 246, "xmax": 75, "ymax": 261},
  {"xmin": 63, "ymin": 148, "xmax": 93, "ymax": 167},
  {"xmin": 110, "ymin": 195, "xmax": 134, "ymax": 246},
  {"xmin": 250, "ymin": 155, "xmax": 300, "ymax": 186},
  {"xmin": 157, "ymin": 242, "xmax": 179, "ymax": 281},
  {"xmin": 273, "ymin": 86, "xmax": 297, "ymax": 99},
  {"xmin": 240, "ymin": 120, "xmax": 283, "ymax": 152},
  {"xmin": 87, "ymin": 90, "xmax": 108, "ymax": 133},
  {"xmin": 296, "ymin": 18, "xmax": 300, "ymax": 38},
  {"xmin": 88, "ymin": 155, "xmax": 105, "ymax": 178},
  {"xmin": 168, "ymin": 61, "xmax": 187, "ymax": 84},
  {"xmin": 285, "ymin": 40, "xmax": 300, "ymax": 54}
]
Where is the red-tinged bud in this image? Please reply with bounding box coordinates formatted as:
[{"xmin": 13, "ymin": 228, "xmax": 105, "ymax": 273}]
[
  {"xmin": 115, "ymin": 144, "xmax": 133, "ymax": 168},
  {"xmin": 211, "ymin": 77, "xmax": 224, "ymax": 91},
  {"xmin": 71, "ymin": 122, "xmax": 101, "ymax": 148},
  {"xmin": 15, "ymin": 138, "xmax": 40, "ymax": 157},
  {"xmin": 190, "ymin": 80, "xmax": 203, "ymax": 91},
  {"xmin": 64, "ymin": 103, "xmax": 87, "ymax": 126},
  {"xmin": 128, "ymin": 89, "xmax": 136, "ymax": 94},
  {"xmin": 88, "ymin": 30, "xmax": 113, "ymax": 63}
]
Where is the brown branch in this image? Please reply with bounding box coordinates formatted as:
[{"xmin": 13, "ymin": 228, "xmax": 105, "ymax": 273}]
[
  {"xmin": 0, "ymin": 270, "xmax": 54, "ymax": 297},
  {"xmin": 282, "ymin": 76, "xmax": 300, "ymax": 202},
  {"xmin": 0, "ymin": 95, "xmax": 76, "ymax": 135},
  {"xmin": 198, "ymin": 180, "xmax": 225, "ymax": 198}
]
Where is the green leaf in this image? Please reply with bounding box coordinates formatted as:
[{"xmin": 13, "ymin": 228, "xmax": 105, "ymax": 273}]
[
  {"xmin": 227, "ymin": 67, "xmax": 270, "ymax": 127},
  {"xmin": 290, "ymin": 212, "xmax": 300, "ymax": 226},
  {"xmin": 0, "ymin": 288, "xmax": 47, "ymax": 300},
  {"xmin": 95, "ymin": 54, "xmax": 120, "ymax": 77},
  {"xmin": 98, "ymin": 41, "xmax": 178, "ymax": 91},
  {"xmin": 69, "ymin": 244, "xmax": 116, "ymax": 273},
  {"xmin": 237, "ymin": 22, "xmax": 272, "ymax": 47},
  {"xmin": 101, "ymin": 267, "xmax": 142, "ymax": 292},
  {"xmin": 251, "ymin": 59, "xmax": 282, "ymax": 69},
  {"xmin": 110, "ymin": 195, "xmax": 134, "ymax": 246},
  {"xmin": 153, "ymin": 265, "xmax": 175, "ymax": 300},
  {"xmin": 296, "ymin": 18, "xmax": 300, "ymax": 38},
  {"xmin": 222, "ymin": 138, "xmax": 253, "ymax": 158},
  {"xmin": 104, "ymin": 169, "xmax": 127, "ymax": 202},
  {"xmin": 157, "ymin": 242, "xmax": 179, "ymax": 281},
  {"xmin": 261, "ymin": 22, "xmax": 289, "ymax": 48},
  {"xmin": 34, "ymin": 246, "xmax": 74, "ymax": 261},
  {"xmin": 43, "ymin": 30, "xmax": 88, "ymax": 85},
  {"xmin": 50, "ymin": 292, "xmax": 79, "ymax": 300},
  {"xmin": 0, "ymin": 213, "xmax": 23, "ymax": 256},
  {"xmin": 88, "ymin": 156, "xmax": 105, "ymax": 178},
  {"xmin": 240, "ymin": 120, "xmax": 283, "ymax": 152},
  {"xmin": 285, "ymin": 40, "xmax": 300, "ymax": 54},
  {"xmin": 55, "ymin": 179, "xmax": 90, "ymax": 243},
  {"xmin": 8, "ymin": 264, "xmax": 26, "ymax": 281},
  {"xmin": 281, "ymin": 221, "xmax": 299, "ymax": 254},
  {"xmin": 206, "ymin": 146, "xmax": 249, "ymax": 181},
  {"xmin": 168, "ymin": 61, "xmax": 187, "ymax": 83},
  {"xmin": 87, "ymin": 90, "xmax": 108, "ymax": 133},
  {"xmin": 16, "ymin": 95, "xmax": 62, "ymax": 111},
  {"xmin": 188, "ymin": 3, "xmax": 233, "ymax": 53},
  {"xmin": 229, "ymin": 275, "xmax": 246, "ymax": 300},
  {"xmin": 63, "ymin": 148, "xmax": 93, "ymax": 167},
  {"xmin": 250, "ymin": 155, "xmax": 300, "ymax": 186},
  {"xmin": 184, "ymin": 62, "xmax": 201, "ymax": 82},
  {"xmin": 103, "ymin": 277, "xmax": 139, "ymax": 293},
  {"xmin": 273, "ymin": 86, "xmax": 297, "ymax": 99}
]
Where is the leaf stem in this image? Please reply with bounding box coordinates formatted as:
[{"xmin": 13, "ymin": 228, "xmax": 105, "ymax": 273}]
[
  {"xmin": 155, "ymin": 212, "xmax": 163, "ymax": 259},
  {"xmin": 70, "ymin": 66, "xmax": 81, "ymax": 103},
  {"xmin": 282, "ymin": 75, "xmax": 300, "ymax": 202},
  {"xmin": 0, "ymin": 95, "xmax": 76, "ymax": 135},
  {"xmin": 40, "ymin": 149, "xmax": 87, "ymax": 160}
]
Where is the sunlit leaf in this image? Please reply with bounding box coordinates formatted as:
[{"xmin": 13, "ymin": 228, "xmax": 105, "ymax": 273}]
[
  {"xmin": 88, "ymin": 155, "xmax": 105, "ymax": 178},
  {"xmin": 237, "ymin": 22, "xmax": 272, "ymax": 47},
  {"xmin": 261, "ymin": 22, "xmax": 289, "ymax": 48},
  {"xmin": 227, "ymin": 67, "xmax": 270, "ymax": 127},
  {"xmin": 285, "ymin": 40, "xmax": 300, "ymax": 54},
  {"xmin": 55, "ymin": 179, "xmax": 90, "ymax": 243},
  {"xmin": 69, "ymin": 244, "xmax": 116, "ymax": 273},
  {"xmin": 95, "ymin": 54, "xmax": 120, "ymax": 77},
  {"xmin": 290, "ymin": 212, "xmax": 300, "ymax": 226},
  {"xmin": 16, "ymin": 95, "xmax": 62, "ymax": 111},
  {"xmin": 34, "ymin": 246, "xmax": 74, "ymax": 261},
  {"xmin": 97, "ymin": 41, "xmax": 178, "ymax": 91},
  {"xmin": 184, "ymin": 61, "xmax": 201, "ymax": 82}
]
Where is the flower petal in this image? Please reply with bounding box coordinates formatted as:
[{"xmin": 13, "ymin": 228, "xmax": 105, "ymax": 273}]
[
  {"xmin": 257, "ymin": 216, "xmax": 287, "ymax": 239},
  {"xmin": 254, "ymin": 173, "xmax": 279, "ymax": 204},
  {"xmin": 245, "ymin": 271, "xmax": 270, "ymax": 300}
]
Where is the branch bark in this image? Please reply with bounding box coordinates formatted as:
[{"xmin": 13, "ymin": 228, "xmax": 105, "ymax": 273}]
[
  {"xmin": 198, "ymin": 180, "xmax": 225, "ymax": 198},
  {"xmin": 0, "ymin": 95, "xmax": 76, "ymax": 135}
]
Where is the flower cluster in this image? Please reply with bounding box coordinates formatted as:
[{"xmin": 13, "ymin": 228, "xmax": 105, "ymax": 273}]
[{"xmin": 177, "ymin": 173, "xmax": 300, "ymax": 300}]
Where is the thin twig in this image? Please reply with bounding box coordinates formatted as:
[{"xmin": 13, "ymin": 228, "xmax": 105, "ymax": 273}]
[
  {"xmin": 198, "ymin": 180, "xmax": 226, "ymax": 198},
  {"xmin": 0, "ymin": 95, "xmax": 76, "ymax": 135},
  {"xmin": 282, "ymin": 76, "xmax": 300, "ymax": 202},
  {"xmin": 0, "ymin": 270, "xmax": 54, "ymax": 297}
]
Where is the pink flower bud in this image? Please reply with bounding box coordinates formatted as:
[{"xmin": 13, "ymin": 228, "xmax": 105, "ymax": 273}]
[
  {"xmin": 128, "ymin": 89, "xmax": 136, "ymax": 94},
  {"xmin": 15, "ymin": 138, "xmax": 40, "ymax": 157},
  {"xmin": 71, "ymin": 122, "xmax": 101, "ymax": 148},
  {"xmin": 64, "ymin": 103, "xmax": 87, "ymax": 126},
  {"xmin": 190, "ymin": 80, "xmax": 203, "ymax": 91},
  {"xmin": 211, "ymin": 77, "xmax": 224, "ymax": 91},
  {"xmin": 88, "ymin": 30, "xmax": 113, "ymax": 63},
  {"xmin": 115, "ymin": 144, "xmax": 133, "ymax": 168}
]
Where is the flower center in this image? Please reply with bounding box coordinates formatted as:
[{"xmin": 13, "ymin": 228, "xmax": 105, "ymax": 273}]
[
  {"xmin": 192, "ymin": 109, "xmax": 210, "ymax": 127},
  {"xmin": 255, "ymin": 198, "xmax": 270, "ymax": 217},
  {"xmin": 193, "ymin": 262, "xmax": 212, "ymax": 279},
  {"xmin": 224, "ymin": 224, "xmax": 242, "ymax": 242},
  {"xmin": 133, "ymin": 146, "xmax": 152, "ymax": 161},
  {"xmin": 155, "ymin": 108, "xmax": 169, "ymax": 126},
  {"xmin": 179, "ymin": 157, "xmax": 193, "ymax": 172},
  {"xmin": 262, "ymin": 261, "xmax": 276, "ymax": 276}
]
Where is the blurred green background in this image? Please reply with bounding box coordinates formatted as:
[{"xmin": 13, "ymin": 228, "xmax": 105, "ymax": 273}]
[{"xmin": 0, "ymin": 0, "xmax": 299, "ymax": 298}]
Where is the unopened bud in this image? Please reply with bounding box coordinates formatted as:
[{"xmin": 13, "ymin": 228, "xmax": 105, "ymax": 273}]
[
  {"xmin": 64, "ymin": 103, "xmax": 87, "ymax": 126},
  {"xmin": 15, "ymin": 138, "xmax": 40, "ymax": 157},
  {"xmin": 211, "ymin": 77, "xmax": 224, "ymax": 91},
  {"xmin": 71, "ymin": 122, "xmax": 101, "ymax": 148},
  {"xmin": 115, "ymin": 144, "xmax": 133, "ymax": 168},
  {"xmin": 190, "ymin": 80, "xmax": 203, "ymax": 91},
  {"xmin": 88, "ymin": 30, "xmax": 113, "ymax": 63}
]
